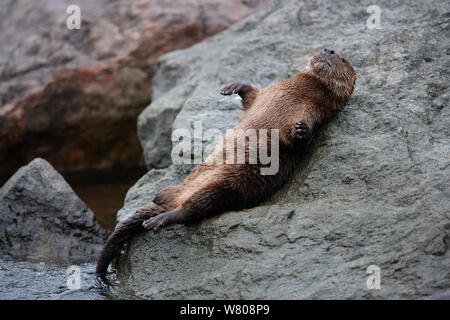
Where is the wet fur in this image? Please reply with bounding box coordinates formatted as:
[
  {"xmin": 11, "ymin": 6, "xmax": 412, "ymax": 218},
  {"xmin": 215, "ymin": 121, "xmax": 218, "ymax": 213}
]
[{"xmin": 96, "ymin": 49, "xmax": 356, "ymax": 283}]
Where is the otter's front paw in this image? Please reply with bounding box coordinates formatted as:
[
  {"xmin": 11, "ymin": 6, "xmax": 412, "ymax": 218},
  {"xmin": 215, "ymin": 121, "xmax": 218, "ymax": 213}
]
[
  {"xmin": 293, "ymin": 121, "xmax": 311, "ymax": 140},
  {"xmin": 220, "ymin": 83, "xmax": 249, "ymax": 95}
]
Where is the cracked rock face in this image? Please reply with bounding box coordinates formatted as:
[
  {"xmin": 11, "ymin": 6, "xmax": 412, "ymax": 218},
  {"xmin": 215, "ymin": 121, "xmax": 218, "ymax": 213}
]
[
  {"xmin": 0, "ymin": 158, "xmax": 109, "ymax": 264},
  {"xmin": 115, "ymin": 0, "xmax": 449, "ymax": 299}
]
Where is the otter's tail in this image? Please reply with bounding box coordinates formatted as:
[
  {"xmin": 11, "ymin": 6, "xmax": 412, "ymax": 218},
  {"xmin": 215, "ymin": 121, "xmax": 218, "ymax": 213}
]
[{"xmin": 96, "ymin": 210, "xmax": 153, "ymax": 285}]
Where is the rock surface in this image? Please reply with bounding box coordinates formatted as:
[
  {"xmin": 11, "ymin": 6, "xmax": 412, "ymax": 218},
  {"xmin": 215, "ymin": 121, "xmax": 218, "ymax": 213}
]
[
  {"xmin": 115, "ymin": 0, "xmax": 449, "ymax": 299},
  {"xmin": 0, "ymin": 158, "xmax": 109, "ymax": 264},
  {"xmin": 0, "ymin": 0, "xmax": 271, "ymax": 182}
]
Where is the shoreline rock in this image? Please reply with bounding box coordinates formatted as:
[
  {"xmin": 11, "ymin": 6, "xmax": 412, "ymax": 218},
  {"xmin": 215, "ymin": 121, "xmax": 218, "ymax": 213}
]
[
  {"xmin": 0, "ymin": 158, "xmax": 109, "ymax": 264},
  {"xmin": 113, "ymin": 0, "xmax": 449, "ymax": 299}
]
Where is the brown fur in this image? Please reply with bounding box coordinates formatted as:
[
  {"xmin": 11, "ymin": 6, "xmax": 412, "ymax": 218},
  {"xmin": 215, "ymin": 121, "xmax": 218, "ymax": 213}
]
[{"xmin": 96, "ymin": 49, "xmax": 356, "ymax": 284}]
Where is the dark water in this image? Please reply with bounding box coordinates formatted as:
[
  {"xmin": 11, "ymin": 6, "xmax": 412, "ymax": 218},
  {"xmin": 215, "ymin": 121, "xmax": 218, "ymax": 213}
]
[
  {"xmin": 71, "ymin": 182, "xmax": 133, "ymax": 230},
  {"xmin": 65, "ymin": 166, "xmax": 147, "ymax": 230}
]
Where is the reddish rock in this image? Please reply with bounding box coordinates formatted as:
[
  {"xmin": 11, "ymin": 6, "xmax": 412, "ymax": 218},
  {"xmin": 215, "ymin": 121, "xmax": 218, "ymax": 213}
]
[{"xmin": 0, "ymin": 0, "xmax": 271, "ymax": 181}]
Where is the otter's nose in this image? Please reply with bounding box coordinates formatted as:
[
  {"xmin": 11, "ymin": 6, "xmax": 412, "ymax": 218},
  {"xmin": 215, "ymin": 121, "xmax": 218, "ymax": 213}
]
[{"xmin": 323, "ymin": 48, "xmax": 335, "ymax": 55}]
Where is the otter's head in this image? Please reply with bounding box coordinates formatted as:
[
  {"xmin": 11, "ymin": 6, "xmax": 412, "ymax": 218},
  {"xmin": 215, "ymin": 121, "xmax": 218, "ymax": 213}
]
[{"xmin": 305, "ymin": 48, "xmax": 356, "ymax": 101}]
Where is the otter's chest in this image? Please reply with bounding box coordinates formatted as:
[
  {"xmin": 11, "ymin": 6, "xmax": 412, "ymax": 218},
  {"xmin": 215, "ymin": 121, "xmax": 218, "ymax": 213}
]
[{"xmin": 241, "ymin": 90, "xmax": 300, "ymax": 128}]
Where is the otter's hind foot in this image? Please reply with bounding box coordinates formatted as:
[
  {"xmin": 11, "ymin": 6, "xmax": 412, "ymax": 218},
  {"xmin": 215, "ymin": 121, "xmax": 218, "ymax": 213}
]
[{"xmin": 142, "ymin": 210, "xmax": 179, "ymax": 231}]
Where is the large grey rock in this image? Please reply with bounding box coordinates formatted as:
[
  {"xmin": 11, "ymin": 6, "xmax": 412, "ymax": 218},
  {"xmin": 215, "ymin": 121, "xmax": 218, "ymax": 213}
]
[
  {"xmin": 115, "ymin": 0, "xmax": 450, "ymax": 299},
  {"xmin": 0, "ymin": 158, "xmax": 109, "ymax": 264}
]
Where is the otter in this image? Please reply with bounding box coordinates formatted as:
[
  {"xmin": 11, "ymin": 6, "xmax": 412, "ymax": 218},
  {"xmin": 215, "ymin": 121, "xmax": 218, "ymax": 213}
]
[{"xmin": 96, "ymin": 48, "xmax": 356, "ymax": 283}]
